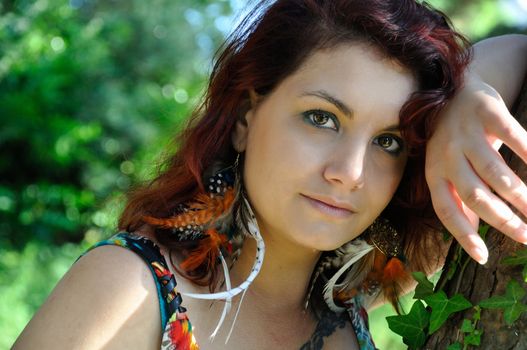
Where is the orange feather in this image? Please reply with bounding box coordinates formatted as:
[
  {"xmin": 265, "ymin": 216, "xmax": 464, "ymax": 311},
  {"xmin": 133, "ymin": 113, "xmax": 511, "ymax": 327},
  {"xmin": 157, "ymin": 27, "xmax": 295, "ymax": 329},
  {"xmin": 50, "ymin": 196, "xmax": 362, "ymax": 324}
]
[
  {"xmin": 142, "ymin": 188, "xmax": 235, "ymax": 228},
  {"xmin": 353, "ymin": 250, "xmax": 409, "ymax": 313},
  {"xmin": 383, "ymin": 257, "xmax": 407, "ymax": 283},
  {"xmin": 179, "ymin": 228, "xmax": 227, "ymax": 271},
  {"xmin": 142, "ymin": 188, "xmax": 235, "ymax": 275}
]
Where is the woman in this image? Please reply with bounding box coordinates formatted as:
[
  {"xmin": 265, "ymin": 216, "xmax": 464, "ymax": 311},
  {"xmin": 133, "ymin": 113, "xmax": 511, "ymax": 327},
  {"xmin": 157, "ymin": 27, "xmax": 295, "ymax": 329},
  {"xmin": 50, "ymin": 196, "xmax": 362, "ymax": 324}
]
[{"xmin": 13, "ymin": 0, "xmax": 527, "ymax": 349}]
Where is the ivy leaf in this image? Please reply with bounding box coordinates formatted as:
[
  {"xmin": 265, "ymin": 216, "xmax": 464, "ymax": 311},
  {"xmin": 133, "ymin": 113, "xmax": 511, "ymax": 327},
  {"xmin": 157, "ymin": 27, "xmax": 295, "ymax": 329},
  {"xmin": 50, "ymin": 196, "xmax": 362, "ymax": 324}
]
[
  {"xmin": 387, "ymin": 300, "xmax": 430, "ymax": 349},
  {"xmin": 479, "ymin": 280, "xmax": 527, "ymax": 325},
  {"xmin": 424, "ymin": 291, "xmax": 472, "ymax": 334},
  {"xmin": 460, "ymin": 313, "xmax": 482, "ymax": 346},
  {"xmin": 412, "ymin": 271, "xmax": 434, "ymax": 300},
  {"xmin": 465, "ymin": 329, "xmax": 482, "ymax": 346},
  {"xmin": 460, "ymin": 318, "xmax": 473, "ymax": 333},
  {"xmin": 447, "ymin": 342, "xmax": 462, "ymax": 350},
  {"xmin": 501, "ymin": 249, "xmax": 527, "ymax": 266},
  {"xmin": 478, "ymin": 224, "xmax": 490, "ymax": 239}
]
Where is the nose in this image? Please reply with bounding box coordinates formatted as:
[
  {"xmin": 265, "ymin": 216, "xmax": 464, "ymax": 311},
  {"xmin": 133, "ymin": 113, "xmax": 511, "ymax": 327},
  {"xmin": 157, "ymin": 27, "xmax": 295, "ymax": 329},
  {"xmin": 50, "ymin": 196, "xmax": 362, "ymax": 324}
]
[{"xmin": 323, "ymin": 142, "xmax": 366, "ymax": 190}]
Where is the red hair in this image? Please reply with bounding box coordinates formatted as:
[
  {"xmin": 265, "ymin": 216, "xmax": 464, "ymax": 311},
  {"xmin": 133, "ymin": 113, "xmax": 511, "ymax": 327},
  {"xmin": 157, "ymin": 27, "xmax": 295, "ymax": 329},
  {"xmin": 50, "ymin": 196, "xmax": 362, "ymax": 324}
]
[{"xmin": 119, "ymin": 0, "xmax": 471, "ymax": 293}]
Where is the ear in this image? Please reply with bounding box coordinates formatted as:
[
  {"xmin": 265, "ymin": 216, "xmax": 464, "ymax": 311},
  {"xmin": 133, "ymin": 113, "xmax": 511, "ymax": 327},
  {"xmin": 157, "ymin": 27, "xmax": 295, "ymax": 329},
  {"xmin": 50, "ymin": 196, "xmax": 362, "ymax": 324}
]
[{"xmin": 231, "ymin": 108, "xmax": 254, "ymax": 152}]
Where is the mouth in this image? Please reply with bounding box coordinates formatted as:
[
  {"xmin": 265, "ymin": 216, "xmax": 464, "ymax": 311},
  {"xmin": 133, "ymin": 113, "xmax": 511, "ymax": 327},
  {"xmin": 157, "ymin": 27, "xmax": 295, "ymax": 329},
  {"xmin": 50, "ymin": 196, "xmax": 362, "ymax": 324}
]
[{"xmin": 301, "ymin": 194, "xmax": 356, "ymax": 219}]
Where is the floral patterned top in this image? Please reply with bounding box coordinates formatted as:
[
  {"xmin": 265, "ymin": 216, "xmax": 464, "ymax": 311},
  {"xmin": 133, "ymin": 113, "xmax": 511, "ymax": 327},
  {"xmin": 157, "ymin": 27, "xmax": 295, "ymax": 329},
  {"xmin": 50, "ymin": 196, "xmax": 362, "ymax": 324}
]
[{"xmin": 83, "ymin": 232, "xmax": 376, "ymax": 349}]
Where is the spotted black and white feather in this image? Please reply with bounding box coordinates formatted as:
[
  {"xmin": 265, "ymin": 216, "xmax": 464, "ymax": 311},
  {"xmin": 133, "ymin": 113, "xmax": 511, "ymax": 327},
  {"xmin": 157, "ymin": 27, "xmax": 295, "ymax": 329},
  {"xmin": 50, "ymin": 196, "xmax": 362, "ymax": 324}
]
[{"xmin": 322, "ymin": 239, "xmax": 374, "ymax": 312}]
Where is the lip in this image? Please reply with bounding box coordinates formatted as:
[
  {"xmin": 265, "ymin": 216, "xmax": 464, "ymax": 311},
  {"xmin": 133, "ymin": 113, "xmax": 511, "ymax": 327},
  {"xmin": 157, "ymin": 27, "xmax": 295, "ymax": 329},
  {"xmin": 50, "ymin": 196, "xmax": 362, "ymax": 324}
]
[{"xmin": 301, "ymin": 194, "xmax": 356, "ymax": 218}]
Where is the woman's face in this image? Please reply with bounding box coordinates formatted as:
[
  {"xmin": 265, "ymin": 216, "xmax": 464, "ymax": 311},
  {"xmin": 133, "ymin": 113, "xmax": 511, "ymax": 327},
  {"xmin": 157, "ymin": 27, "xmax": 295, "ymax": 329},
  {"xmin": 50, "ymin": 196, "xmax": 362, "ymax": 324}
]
[{"xmin": 233, "ymin": 43, "xmax": 417, "ymax": 251}]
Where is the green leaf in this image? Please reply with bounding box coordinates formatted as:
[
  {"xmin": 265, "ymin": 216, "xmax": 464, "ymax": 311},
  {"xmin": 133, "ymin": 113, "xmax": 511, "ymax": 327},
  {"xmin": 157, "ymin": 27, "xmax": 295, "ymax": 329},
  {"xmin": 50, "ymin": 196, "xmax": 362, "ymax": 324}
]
[
  {"xmin": 478, "ymin": 223, "xmax": 490, "ymax": 239},
  {"xmin": 465, "ymin": 330, "xmax": 482, "ymax": 346},
  {"xmin": 460, "ymin": 318, "xmax": 473, "ymax": 333},
  {"xmin": 479, "ymin": 280, "xmax": 527, "ymax": 325},
  {"xmin": 523, "ymin": 265, "xmax": 527, "ymax": 283},
  {"xmin": 387, "ymin": 300, "xmax": 430, "ymax": 349},
  {"xmin": 504, "ymin": 303, "xmax": 527, "ymax": 325},
  {"xmin": 506, "ymin": 280, "xmax": 525, "ymax": 301},
  {"xmin": 460, "ymin": 311, "xmax": 483, "ymax": 346},
  {"xmin": 424, "ymin": 291, "xmax": 472, "ymax": 334},
  {"xmin": 412, "ymin": 271, "xmax": 434, "ymax": 299},
  {"xmin": 501, "ymin": 249, "xmax": 527, "ymax": 266},
  {"xmin": 447, "ymin": 342, "xmax": 462, "ymax": 350},
  {"xmin": 479, "ymin": 295, "xmax": 514, "ymax": 309}
]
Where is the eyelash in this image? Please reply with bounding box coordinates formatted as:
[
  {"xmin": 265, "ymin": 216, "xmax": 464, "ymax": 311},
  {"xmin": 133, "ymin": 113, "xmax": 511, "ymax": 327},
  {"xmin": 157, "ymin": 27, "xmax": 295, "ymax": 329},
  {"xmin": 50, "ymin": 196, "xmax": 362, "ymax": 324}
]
[
  {"xmin": 373, "ymin": 134, "xmax": 405, "ymax": 156},
  {"xmin": 302, "ymin": 109, "xmax": 405, "ymax": 156},
  {"xmin": 302, "ymin": 109, "xmax": 339, "ymax": 131}
]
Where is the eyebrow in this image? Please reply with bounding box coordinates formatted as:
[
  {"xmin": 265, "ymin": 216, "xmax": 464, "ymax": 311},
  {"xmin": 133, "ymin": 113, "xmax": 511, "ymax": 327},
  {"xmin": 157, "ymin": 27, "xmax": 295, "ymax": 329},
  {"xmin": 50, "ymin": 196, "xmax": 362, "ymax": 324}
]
[
  {"xmin": 300, "ymin": 89, "xmax": 402, "ymax": 131},
  {"xmin": 300, "ymin": 90, "xmax": 353, "ymax": 118},
  {"xmin": 384, "ymin": 124, "xmax": 401, "ymax": 132}
]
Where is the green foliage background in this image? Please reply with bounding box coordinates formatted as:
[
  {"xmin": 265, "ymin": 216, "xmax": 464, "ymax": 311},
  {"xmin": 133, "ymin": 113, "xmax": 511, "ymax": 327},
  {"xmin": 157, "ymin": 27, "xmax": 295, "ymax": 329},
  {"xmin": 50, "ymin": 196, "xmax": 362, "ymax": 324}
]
[{"xmin": 0, "ymin": 0, "xmax": 525, "ymax": 348}]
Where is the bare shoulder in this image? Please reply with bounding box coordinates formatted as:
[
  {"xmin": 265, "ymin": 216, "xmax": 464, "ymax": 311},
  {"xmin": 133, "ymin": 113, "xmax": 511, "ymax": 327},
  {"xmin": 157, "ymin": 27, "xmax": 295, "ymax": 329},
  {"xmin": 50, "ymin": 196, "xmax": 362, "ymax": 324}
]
[{"xmin": 13, "ymin": 245, "xmax": 162, "ymax": 350}]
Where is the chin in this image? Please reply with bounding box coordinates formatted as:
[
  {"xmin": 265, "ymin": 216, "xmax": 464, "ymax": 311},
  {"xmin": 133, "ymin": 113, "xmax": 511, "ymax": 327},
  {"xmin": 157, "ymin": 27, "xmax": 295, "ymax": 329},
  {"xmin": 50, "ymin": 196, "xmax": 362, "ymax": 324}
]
[
  {"xmin": 304, "ymin": 223, "xmax": 361, "ymax": 249},
  {"xmin": 296, "ymin": 232, "xmax": 358, "ymax": 252}
]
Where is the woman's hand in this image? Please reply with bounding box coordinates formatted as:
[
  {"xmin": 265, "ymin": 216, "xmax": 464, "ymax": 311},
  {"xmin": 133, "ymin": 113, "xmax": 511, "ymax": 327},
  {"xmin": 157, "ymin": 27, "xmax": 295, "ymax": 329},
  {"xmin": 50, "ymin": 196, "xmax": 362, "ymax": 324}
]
[{"xmin": 426, "ymin": 73, "xmax": 527, "ymax": 264}]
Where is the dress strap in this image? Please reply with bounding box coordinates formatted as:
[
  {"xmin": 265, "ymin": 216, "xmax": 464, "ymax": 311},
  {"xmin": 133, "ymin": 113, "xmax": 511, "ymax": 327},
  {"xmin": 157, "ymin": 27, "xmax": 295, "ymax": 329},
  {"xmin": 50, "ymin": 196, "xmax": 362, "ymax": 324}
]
[{"xmin": 347, "ymin": 295, "xmax": 377, "ymax": 350}]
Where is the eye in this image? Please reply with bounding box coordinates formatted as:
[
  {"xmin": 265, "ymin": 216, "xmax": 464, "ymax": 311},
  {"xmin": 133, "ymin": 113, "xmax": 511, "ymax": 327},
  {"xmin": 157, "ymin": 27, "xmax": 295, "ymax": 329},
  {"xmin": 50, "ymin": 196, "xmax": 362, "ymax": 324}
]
[
  {"xmin": 302, "ymin": 110, "xmax": 339, "ymax": 131},
  {"xmin": 373, "ymin": 134, "xmax": 404, "ymax": 155}
]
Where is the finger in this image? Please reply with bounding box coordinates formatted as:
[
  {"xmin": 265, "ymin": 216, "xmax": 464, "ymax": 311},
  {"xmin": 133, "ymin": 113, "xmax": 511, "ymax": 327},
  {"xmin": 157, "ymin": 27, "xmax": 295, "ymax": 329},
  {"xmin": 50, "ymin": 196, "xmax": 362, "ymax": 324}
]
[
  {"xmin": 425, "ymin": 150, "xmax": 480, "ymax": 230},
  {"xmin": 465, "ymin": 138, "xmax": 527, "ymax": 218},
  {"xmin": 429, "ymin": 177, "xmax": 488, "ymax": 264},
  {"xmin": 450, "ymin": 154, "xmax": 527, "ymax": 244},
  {"xmin": 483, "ymin": 106, "xmax": 527, "ymax": 164},
  {"xmin": 462, "ymin": 201, "xmax": 480, "ymax": 231}
]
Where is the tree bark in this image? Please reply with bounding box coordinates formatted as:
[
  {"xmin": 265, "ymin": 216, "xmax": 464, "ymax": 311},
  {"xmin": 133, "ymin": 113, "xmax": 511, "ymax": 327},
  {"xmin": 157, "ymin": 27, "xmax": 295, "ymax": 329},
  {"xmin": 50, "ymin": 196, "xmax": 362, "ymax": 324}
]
[{"xmin": 423, "ymin": 80, "xmax": 527, "ymax": 349}]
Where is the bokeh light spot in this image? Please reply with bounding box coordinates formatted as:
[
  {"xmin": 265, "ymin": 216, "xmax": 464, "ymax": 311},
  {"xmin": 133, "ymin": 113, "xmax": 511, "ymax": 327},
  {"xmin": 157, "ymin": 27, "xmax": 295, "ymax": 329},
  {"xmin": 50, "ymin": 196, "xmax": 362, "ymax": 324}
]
[
  {"xmin": 120, "ymin": 160, "xmax": 135, "ymax": 175},
  {"xmin": 174, "ymin": 88, "xmax": 189, "ymax": 103},
  {"xmin": 50, "ymin": 36, "xmax": 65, "ymax": 52}
]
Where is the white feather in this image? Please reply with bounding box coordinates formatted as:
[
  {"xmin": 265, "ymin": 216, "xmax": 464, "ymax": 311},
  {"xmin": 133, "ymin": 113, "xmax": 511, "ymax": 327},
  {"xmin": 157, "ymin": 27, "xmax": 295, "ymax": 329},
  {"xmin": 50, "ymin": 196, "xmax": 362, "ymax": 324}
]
[
  {"xmin": 323, "ymin": 239, "xmax": 373, "ymax": 312},
  {"xmin": 180, "ymin": 196, "xmax": 264, "ymax": 300},
  {"xmin": 209, "ymin": 251, "xmax": 232, "ymax": 340},
  {"xmin": 180, "ymin": 195, "xmax": 265, "ymax": 343},
  {"xmin": 225, "ymin": 287, "xmax": 248, "ymax": 344}
]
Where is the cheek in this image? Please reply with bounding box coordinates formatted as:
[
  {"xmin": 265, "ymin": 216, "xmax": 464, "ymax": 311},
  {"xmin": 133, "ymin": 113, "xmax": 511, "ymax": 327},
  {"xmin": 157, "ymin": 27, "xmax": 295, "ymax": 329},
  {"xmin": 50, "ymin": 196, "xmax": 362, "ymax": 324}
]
[
  {"xmin": 369, "ymin": 155, "xmax": 407, "ymax": 205},
  {"xmin": 244, "ymin": 122, "xmax": 287, "ymax": 187},
  {"xmin": 241, "ymin": 114, "xmax": 327, "ymax": 228},
  {"xmin": 242, "ymin": 118, "xmax": 299, "ymax": 204},
  {"xmin": 244, "ymin": 116, "xmax": 320, "ymax": 182}
]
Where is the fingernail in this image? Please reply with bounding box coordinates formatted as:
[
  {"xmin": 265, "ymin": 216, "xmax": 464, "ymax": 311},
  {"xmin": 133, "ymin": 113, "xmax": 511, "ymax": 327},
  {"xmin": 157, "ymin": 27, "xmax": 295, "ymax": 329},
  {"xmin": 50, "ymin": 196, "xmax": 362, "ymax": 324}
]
[
  {"xmin": 519, "ymin": 227, "xmax": 527, "ymax": 244},
  {"xmin": 522, "ymin": 233, "xmax": 527, "ymax": 245},
  {"xmin": 475, "ymin": 247, "xmax": 488, "ymax": 265}
]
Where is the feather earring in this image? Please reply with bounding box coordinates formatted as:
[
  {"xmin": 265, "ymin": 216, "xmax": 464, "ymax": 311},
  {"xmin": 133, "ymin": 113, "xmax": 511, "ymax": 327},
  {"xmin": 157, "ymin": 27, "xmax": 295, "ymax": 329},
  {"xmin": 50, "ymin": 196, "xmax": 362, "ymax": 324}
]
[
  {"xmin": 142, "ymin": 169, "xmax": 236, "ymax": 274},
  {"xmin": 180, "ymin": 194, "xmax": 265, "ymax": 301},
  {"xmin": 322, "ymin": 239, "xmax": 374, "ymax": 312},
  {"xmin": 314, "ymin": 218, "xmax": 408, "ymax": 313},
  {"xmin": 181, "ymin": 192, "xmax": 265, "ymax": 343},
  {"xmin": 141, "ymin": 153, "xmax": 266, "ymax": 342},
  {"xmin": 305, "ymin": 239, "xmax": 374, "ymax": 312},
  {"xmin": 170, "ymin": 155, "xmax": 266, "ymax": 342},
  {"xmin": 361, "ymin": 218, "xmax": 409, "ymax": 313}
]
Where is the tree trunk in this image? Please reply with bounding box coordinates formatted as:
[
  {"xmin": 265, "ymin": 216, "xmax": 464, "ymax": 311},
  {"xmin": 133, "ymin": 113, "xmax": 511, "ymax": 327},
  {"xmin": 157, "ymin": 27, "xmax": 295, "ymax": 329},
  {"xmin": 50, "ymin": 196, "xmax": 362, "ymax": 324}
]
[{"xmin": 423, "ymin": 80, "xmax": 527, "ymax": 349}]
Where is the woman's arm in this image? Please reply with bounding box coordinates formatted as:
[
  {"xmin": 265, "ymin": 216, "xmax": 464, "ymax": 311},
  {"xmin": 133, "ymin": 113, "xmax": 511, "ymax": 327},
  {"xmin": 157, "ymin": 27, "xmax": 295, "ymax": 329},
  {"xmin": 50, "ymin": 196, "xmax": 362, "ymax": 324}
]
[
  {"xmin": 471, "ymin": 34, "xmax": 527, "ymax": 108},
  {"xmin": 426, "ymin": 34, "xmax": 527, "ymax": 264},
  {"xmin": 12, "ymin": 246, "xmax": 162, "ymax": 349}
]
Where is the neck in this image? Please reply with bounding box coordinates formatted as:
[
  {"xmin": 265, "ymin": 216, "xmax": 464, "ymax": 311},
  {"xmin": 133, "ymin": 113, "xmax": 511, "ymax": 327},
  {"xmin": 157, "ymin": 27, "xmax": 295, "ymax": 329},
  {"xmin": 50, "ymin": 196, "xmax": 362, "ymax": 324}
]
[{"xmin": 229, "ymin": 230, "xmax": 321, "ymax": 314}]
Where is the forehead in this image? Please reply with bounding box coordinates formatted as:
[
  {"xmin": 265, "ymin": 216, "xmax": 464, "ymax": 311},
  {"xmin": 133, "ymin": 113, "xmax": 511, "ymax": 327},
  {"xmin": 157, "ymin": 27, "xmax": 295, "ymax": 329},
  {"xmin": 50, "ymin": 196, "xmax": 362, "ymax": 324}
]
[{"xmin": 278, "ymin": 43, "xmax": 417, "ymax": 116}]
